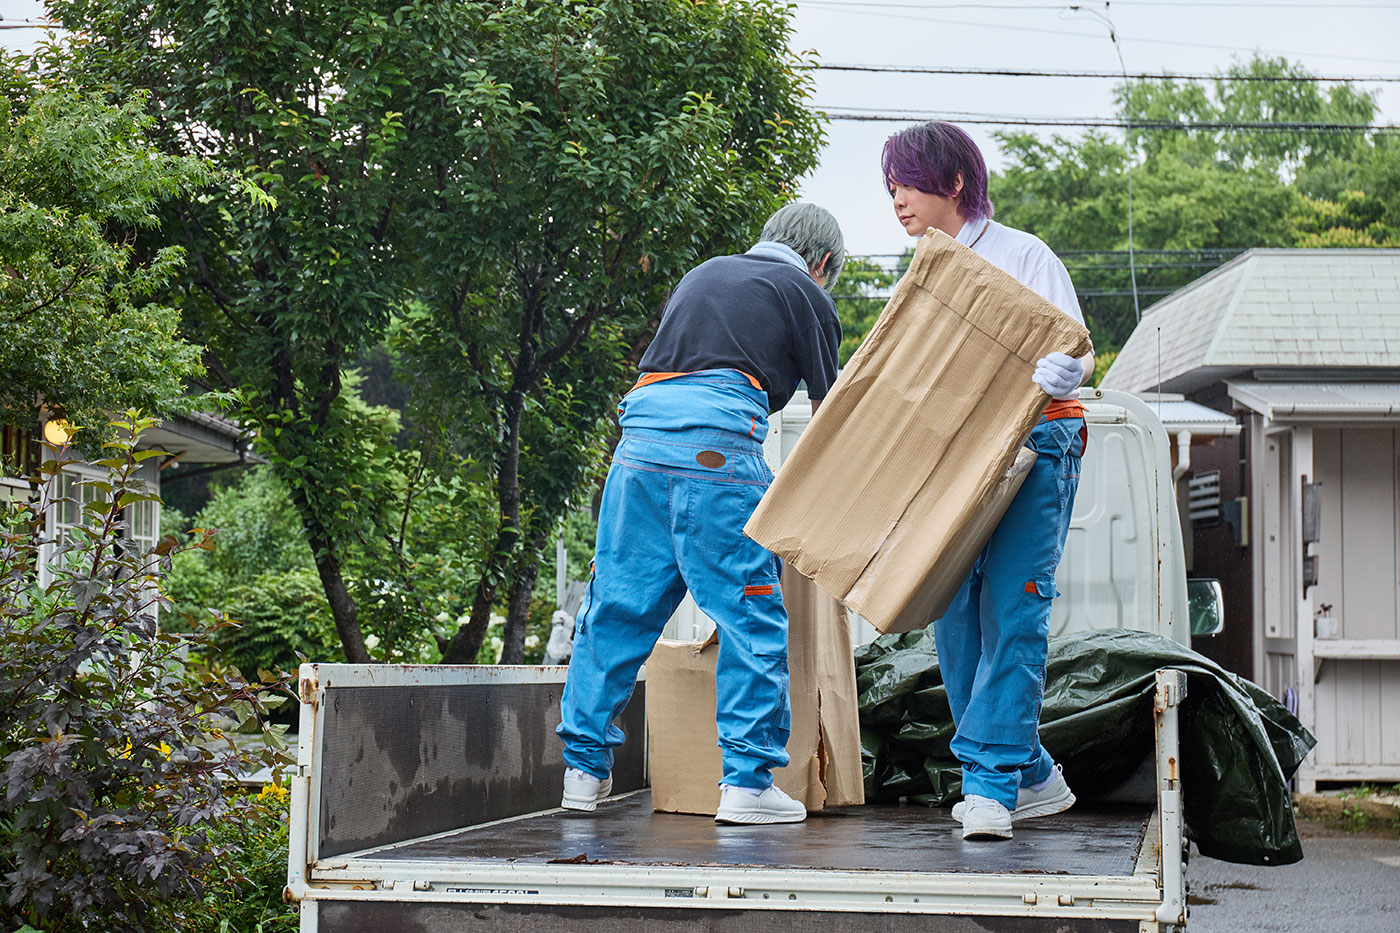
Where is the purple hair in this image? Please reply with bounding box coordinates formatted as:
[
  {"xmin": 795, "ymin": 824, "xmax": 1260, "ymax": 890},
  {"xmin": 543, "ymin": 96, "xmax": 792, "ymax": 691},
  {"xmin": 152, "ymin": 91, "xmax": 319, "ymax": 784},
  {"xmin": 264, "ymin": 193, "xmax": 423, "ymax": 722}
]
[{"xmin": 881, "ymin": 121, "xmax": 993, "ymax": 221}]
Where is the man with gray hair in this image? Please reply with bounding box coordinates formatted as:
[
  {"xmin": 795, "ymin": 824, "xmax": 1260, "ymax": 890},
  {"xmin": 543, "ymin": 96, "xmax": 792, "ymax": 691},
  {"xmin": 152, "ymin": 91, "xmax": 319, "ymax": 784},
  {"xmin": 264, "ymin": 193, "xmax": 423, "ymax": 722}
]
[{"xmin": 557, "ymin": 201, "xmax": 844, "ymax": 825}]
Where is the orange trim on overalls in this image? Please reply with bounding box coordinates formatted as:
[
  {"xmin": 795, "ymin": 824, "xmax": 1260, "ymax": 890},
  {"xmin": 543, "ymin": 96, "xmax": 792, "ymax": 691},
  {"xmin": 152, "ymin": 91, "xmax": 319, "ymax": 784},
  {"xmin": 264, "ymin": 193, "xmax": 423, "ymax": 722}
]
[
  {"xmin": 744, "ymin": 584, "xmax": 774, "ymax": 596},
  {"xmin": 1042, "ymin": 398, "xmax": 1085, "ymax": 421},
  {"xmin": 1043, "ymin": 397, "xmax": 1089, "ymax": 454},
  {"xmin": 630, "ymin": 370, "xmax": 764, "ymax": 393}
]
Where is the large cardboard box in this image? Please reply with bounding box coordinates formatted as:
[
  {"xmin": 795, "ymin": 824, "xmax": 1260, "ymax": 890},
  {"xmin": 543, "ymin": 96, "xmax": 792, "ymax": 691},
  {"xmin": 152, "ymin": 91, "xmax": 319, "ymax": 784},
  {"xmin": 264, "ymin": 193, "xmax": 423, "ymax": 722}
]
[
  {"xmin": 646, "ymin": 568, "xmax": 865, "ymax": 815},
  {"xmin": 745, "ymin": 230, "xmax": 1091, "ymax": 635}
]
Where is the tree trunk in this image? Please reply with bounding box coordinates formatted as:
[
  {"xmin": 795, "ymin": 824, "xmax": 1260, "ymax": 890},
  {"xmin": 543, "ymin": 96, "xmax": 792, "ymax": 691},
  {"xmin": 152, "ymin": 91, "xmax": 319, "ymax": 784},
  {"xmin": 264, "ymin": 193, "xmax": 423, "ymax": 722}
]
[
  {"xmin": 440, "ymin": 381, "xmax": 529, "ymax": 663},
  {"xmin": 500, "ymin": 556, "xmax": 540, "ymax": 664},
  {"xmin": 282, "ymin": 459, "xmax": 371, "ymax": 664},
  {"xmin": 309, "ymin": 534, "xmax": 370, "ymax": 664},
  {"xmin": 439, "ymin": 575, "xmax": 496, "ymax": 664}
]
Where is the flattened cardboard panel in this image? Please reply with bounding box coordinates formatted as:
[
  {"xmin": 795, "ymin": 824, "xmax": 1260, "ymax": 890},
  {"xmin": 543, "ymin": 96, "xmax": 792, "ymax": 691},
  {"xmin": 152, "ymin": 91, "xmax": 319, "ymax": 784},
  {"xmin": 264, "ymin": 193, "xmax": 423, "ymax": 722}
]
[
  {"xmin": 847, "ymin": 447, "xmax": 1038, "ymax": 631},
  {"xmin": 647, "ymin": 567, "xmax": 864, "ymax": 815},
  {"xmin": 745, "ymin": 230, "xmax": 1089, "ymax": 635}
]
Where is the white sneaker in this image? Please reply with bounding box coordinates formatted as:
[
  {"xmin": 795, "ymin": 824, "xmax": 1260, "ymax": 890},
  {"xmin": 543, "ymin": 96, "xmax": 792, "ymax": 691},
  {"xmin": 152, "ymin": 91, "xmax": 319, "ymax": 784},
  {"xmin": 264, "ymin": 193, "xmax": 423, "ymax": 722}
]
[
  {"xmin": 960, "ymin": 795, "xmax": 1013, "ymax": 840},
  {"xmin": 714, "ymin": 784, "xmax": 807, "ymax": 825},
  {"xmin": 560, "ymin": 768, "xmax": 612, "ymax": 812},
  {"xmin": 952, "ymin": 764, "xmax": 1076, "ymax": 823}
]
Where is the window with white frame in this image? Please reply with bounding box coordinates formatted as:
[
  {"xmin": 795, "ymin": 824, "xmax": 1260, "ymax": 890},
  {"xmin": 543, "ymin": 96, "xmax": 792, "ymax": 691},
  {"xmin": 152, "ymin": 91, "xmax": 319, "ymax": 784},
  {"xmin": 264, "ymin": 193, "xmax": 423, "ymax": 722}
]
[
  {"xmin": 43, "ymin": 468, "xmax": 163, "ymax": 613},
  {"xmin": 125, "ymin": 498, "xmax": 160, "ymax": 557},
  {"xmin": 49, "ymin": 469, "xmax": 107, "ymax": 562}
]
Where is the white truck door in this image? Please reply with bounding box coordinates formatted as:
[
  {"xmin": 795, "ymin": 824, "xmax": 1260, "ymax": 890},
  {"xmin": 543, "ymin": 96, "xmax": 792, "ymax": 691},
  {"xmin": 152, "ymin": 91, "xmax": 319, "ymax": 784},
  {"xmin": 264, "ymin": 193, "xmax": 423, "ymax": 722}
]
[{"xmin": 1055, "ymin": 388, "xmax": 1189, "ymax": 644}]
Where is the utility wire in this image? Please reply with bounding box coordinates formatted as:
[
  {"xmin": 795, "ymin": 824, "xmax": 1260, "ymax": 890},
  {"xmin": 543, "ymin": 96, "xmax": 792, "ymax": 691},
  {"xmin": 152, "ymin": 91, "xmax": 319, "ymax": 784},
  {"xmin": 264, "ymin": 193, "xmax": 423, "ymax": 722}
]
[
  {"xmin": 798, "ymin": 2, "xmax": 1400, "ymax": 66},
  {"xmin": 1072, "ymin": 2, "xmax": 1140, "ymax": 320},
  {"xmin": 820, "ymin": 109, "xmax": 1400, "ymax": 132},
  {"xmin": 802, "ymin": 0, "xmax": 1399, "ymax": 9},
  {"xmin": 815, "ymin": 63, "xmax": 1400, "ymax": 83},
  {"xmin": 850, "ymin": 249, "xmax": 1248, "ymax": 256}
]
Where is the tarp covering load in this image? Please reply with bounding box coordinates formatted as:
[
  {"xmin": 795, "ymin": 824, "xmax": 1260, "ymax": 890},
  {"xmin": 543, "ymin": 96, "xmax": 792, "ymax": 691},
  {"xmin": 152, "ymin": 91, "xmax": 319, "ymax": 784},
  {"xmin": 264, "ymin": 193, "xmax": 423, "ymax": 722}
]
[{"xmin": 856, "ymin": 627, "xmax": 1317, "ymax": 865}]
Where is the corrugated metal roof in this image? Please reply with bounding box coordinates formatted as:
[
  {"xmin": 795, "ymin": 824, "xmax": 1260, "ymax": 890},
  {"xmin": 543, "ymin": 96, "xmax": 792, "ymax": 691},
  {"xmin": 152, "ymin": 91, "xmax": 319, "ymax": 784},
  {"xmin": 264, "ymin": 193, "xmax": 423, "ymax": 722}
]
[
  {"xmin": 1101, "ymin": 249, "xmax": 1400, "ymax": 393},
  {"xmin": 1136, "ymin": 396, "xmax": 1241, "ymax": 435},
  {"xmin": 1226, "ymin": 381, "xmax": 1400, "ymax": 421}
]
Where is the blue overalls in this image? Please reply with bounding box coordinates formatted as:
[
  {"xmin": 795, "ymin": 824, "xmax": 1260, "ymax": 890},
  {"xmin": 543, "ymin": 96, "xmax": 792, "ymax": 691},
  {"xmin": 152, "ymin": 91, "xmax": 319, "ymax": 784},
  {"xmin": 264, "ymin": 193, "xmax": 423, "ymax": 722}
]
[
  {"xmin": 557, "ymin": 370, "xmax": 791, "ymax": 791},
  {"xmin": 932, "ymin": 414, "xmax": 1085, "ymax": 810}
]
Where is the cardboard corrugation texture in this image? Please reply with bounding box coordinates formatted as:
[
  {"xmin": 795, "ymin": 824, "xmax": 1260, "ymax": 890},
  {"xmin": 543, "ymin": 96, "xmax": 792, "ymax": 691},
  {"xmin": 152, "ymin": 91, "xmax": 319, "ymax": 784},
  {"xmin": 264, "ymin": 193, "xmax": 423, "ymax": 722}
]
[
  {"xmin": 745, "ymin": 230, "xmax": 1091, "ymax": 635},
  {"xmin": 646, "ymin": 568, "xmax": 864, "ymax": 815}
]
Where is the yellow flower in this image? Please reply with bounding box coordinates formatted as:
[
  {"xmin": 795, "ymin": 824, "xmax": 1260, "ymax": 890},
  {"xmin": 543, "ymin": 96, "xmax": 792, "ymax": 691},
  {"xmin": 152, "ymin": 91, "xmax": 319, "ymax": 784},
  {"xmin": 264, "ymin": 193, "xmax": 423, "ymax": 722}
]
[{"xmin": 259, "ymin": 783, "xmax": 290, "ymax": 800}]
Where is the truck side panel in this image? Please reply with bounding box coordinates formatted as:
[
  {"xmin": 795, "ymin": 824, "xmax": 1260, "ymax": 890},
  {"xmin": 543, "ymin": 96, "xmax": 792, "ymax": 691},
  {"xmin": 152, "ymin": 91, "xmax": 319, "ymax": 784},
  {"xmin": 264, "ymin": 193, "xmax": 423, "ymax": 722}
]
[
  {"xmin": 311, "ymin": 901, "xmax": 1144, "ymax": 932},
  {"xmin": 306, "ymin": 666, "xmax": 646, "ymax": 859}
]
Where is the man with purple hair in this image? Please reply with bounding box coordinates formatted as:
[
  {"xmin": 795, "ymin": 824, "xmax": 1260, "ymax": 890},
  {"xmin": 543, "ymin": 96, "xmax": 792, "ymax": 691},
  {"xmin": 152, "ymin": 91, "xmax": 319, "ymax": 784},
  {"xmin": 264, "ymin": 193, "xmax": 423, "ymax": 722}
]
[{"xmin": 881, "ymin": 120, "xmax": 1094, "ymax": 841}]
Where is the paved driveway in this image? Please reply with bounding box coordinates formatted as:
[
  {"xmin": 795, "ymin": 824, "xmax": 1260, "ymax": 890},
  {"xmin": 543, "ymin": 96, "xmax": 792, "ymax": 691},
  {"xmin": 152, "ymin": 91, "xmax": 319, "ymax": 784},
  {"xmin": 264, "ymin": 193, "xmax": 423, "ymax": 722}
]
[{"xmin": 1186, "ymin": 821, "xmax": 1400, "ymax": 932}]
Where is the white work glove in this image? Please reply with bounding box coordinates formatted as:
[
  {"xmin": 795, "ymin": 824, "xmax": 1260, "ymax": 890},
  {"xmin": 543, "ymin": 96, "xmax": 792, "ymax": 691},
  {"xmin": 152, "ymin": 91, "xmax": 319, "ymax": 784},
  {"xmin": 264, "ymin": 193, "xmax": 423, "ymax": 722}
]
[{"xmin": 1032, "ymin": 352, "xmax": 1084, "ymax": 400}]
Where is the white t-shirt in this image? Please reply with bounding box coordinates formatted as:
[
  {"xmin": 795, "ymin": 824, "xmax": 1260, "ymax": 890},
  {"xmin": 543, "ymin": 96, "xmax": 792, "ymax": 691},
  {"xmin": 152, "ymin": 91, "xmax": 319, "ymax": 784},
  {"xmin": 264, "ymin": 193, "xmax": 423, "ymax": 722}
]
[{"xmin": 954, "ymin": 217, "xmax": 1085, "ymax": 327}]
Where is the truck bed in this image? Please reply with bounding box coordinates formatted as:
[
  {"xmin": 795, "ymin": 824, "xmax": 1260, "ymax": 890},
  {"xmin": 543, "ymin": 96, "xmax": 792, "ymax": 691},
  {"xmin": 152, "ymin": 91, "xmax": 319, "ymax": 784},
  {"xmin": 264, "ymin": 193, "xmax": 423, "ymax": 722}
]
[
  {"xmin": 361, "ymin": 791, "xmax": 1153, "ymax": 877},
  {"xmin": 291, "ymin": 665, "xmax": 1185, "ymax": 932}
]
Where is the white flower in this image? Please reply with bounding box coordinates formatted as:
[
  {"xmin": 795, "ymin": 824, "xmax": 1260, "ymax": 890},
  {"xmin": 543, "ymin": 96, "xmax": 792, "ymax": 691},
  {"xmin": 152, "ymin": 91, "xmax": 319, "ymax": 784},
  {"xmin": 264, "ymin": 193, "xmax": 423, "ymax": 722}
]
[{"xmin": 524, "ymin": 635, "xmax": 540, "ymax": 649}]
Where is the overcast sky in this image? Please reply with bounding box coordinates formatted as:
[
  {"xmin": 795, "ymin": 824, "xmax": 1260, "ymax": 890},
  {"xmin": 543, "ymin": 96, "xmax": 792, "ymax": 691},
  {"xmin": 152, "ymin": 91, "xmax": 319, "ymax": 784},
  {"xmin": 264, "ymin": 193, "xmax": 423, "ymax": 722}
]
[
  {"xmin": 4, "ymin": 0, "xmax": 1397, "ymax": 258},
  {"xmin": 792, "ymin": 0, "xmax": 1400, "ymax": 257}
]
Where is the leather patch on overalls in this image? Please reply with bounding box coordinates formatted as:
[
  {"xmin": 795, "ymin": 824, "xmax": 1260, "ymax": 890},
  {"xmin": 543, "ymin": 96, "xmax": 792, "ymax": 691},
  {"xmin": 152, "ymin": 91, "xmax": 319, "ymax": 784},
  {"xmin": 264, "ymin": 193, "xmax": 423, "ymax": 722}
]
[{"xmin": 696, "ymin": 450, "xmax": 727, "ymax": 469}]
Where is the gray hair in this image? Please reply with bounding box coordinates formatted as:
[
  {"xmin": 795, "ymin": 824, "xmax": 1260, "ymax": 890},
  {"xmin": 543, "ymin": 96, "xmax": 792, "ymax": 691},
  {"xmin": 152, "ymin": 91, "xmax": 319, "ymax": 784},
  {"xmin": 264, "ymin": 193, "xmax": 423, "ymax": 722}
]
[{"xmin": 759, "ymin": 201, "xmax": 845, "ymax": 291}]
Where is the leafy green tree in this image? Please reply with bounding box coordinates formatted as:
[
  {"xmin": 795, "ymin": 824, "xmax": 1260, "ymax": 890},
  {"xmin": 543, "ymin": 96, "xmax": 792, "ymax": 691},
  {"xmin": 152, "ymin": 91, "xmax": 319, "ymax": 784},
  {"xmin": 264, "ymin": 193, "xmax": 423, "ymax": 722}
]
[
  {"xmin": 1295, "ymin": 133, "xmax": 1400, "ymax": 246},
  {"xmin": 165, "ymin": 467, "xmax": 342, "ymax": 676},
  {"xmin": 0, "ymin": 54, "xmax": 206, "ymax": 439},
  {"xmin": 989, "ymin": 56, "xmax": 1386, "ymax": 351},
  {"xmin": 48, "ymin": 0, "xmax": 493, "ymax": 662},
  {"xmin": 832, "ymin": 256, "xmax": 902, "ymax": 366},
  {"xmin": 1118, "ymin": 56, "xmax": 1376, "ymax": 176},
  {"xmin": 376, "ymin": 0, "xmax": 826, "ymax": 663},
  {"xmin": 54, "ymin": 0, "xmax": 825, "ymax": 665}
]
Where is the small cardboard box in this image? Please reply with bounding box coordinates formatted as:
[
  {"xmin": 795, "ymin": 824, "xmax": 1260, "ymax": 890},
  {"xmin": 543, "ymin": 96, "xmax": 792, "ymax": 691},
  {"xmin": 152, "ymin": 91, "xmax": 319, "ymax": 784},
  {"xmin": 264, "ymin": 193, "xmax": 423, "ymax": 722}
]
[
  {"xmin": 744, "ymin": 230, "xmax": 1090, "ymax": 635},
  {"xmin": 646, "ymin": 568, "xmax": 865, "ymax": 815}
]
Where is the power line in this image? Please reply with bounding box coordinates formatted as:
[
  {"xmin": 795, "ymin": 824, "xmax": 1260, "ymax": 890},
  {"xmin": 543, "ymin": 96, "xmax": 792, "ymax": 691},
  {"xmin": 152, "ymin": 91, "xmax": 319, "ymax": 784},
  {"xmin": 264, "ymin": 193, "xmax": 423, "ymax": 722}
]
[
  {"xmin": 850, "ymin": 249, "xmax": 1249, "ymax": 256},
  {"xmin": 1072, "ymin": 2, "xmax": 1142, "ymax": 321},
  {"xmin": 832, "ymin": 288, "xmax": 1182, "ymax": 299},
  {"xmin": 815, "ymin": 63, "xmax": 1400, "ymax": 83},
  {"xmin": 803, "ymin": 1, "xmax": 1399, "ymax": 9},
  {"xmin": 820, "ymin": 108, "xmax": 1400, "ymax": 131},
  {"xmin": 797, "ymin": 2, "xmax": 1400, "ymax": 66}
]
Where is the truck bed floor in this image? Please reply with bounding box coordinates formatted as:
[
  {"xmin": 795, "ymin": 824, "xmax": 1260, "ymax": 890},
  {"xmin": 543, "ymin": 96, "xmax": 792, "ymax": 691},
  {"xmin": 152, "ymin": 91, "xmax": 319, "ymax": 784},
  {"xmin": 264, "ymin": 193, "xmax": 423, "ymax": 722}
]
[{"xmin": 360, "ymin": 792, "xmax": 1152, "ymax": 877}]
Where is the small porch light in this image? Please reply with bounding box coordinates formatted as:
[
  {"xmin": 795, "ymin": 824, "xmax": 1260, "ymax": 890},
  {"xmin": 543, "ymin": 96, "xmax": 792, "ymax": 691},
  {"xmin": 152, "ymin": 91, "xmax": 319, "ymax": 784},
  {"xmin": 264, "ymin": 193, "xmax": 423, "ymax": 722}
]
[{"xmin": 43, "ymin": 419, "xmax": 73, "ymax": 446}]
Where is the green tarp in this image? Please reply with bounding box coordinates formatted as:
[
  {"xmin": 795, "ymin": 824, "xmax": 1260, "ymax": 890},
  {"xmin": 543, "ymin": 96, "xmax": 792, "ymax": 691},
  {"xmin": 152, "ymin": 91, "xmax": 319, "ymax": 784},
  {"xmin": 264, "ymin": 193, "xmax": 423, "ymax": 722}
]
[{"xmin": 856, "ymin": 627, "xmax": 1317, "ymax": 865}]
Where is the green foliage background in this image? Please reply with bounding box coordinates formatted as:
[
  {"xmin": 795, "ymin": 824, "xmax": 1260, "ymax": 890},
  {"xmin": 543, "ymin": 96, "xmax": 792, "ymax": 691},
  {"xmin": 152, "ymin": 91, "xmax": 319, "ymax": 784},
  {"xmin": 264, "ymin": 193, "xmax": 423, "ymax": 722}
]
[
  {"xmin": 0, "ymin": 54, "xmax": 207, "ymax": 438},
  {"xmin": 988, "ymin": 56, "xmax": 1399, "ymax": 354}
]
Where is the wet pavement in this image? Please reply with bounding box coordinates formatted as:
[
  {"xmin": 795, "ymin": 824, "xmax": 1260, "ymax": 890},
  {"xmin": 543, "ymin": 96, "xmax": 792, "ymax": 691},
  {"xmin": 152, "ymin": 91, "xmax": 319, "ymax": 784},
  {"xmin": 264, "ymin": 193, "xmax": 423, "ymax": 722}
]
[{"xmin": 1186, "ymin": 821, "xmax": 1400, "ymax": 932}]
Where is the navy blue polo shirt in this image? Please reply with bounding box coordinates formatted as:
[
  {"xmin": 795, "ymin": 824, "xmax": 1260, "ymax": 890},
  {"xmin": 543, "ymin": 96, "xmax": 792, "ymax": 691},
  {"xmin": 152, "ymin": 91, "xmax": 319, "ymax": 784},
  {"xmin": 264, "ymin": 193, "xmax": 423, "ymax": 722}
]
[{"xmin": 639, "ymin": 253, "xmax": 842, "ymax": 413}]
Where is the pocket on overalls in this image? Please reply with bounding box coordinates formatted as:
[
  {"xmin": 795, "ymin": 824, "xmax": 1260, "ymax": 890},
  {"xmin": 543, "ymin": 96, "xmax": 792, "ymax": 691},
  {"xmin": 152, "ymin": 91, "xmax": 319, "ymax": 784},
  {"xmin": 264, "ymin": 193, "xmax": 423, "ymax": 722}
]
[
  {"xmin": 1008, "ymin": 573, "xmax": 1058, "ymax": 664},
  {"xmin": 690, "ymin": 452, "xmax": 769, "ymax": 553},
  {"xmin": 742, "ymin": 559, "xmax": 790, "ymax": 737}
]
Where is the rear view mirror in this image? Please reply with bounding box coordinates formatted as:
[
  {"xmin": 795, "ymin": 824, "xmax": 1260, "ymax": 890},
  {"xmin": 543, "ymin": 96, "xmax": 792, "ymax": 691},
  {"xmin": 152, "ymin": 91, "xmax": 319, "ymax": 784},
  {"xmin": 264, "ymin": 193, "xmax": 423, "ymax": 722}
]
[{"xmin": 1187, "ymin": 578, "xmax": 1224, "ymax": 637}]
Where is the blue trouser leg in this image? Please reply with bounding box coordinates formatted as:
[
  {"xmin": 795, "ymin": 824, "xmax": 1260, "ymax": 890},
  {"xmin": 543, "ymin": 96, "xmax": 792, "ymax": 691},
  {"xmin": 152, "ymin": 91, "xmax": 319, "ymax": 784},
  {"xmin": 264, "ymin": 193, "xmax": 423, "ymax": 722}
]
[
  {"xmin": 679, "ymin": 487, "xmax": 790, "ymax": 790},
  {"xmin": 557, "ymin": 451, "xmax": 689, "ymax": 781},
  {"xmin": 558, "ymin": 372, "xmax": 790, "ymax": 789},
  {"xmin": 933, "ymin": 417, "xmax": 1084, "ymax": 810}
]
